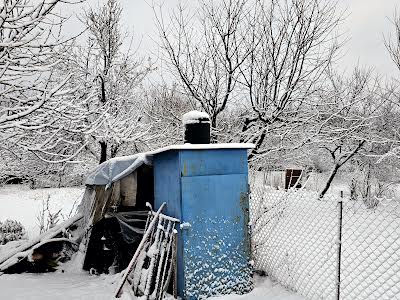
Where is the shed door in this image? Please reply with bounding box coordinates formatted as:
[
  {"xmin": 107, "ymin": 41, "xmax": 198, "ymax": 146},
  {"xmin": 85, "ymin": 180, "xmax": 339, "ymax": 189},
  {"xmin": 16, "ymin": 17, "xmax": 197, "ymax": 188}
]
[
  {"xmin": 285, "ymin": 169, "xmax": 303, "ymax": 189},
  {"xmin": 180, "ymin": 174, "xmax": 252, "ymax": 299}
]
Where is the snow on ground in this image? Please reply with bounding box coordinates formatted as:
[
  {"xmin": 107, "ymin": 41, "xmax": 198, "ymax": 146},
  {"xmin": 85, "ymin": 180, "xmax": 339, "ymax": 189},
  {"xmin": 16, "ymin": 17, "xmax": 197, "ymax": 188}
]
[
  {"xmin": 0, "ymin": 273, "xmax": 117, "ymax": 300},
  {"xmin": 0, "ymin": 273, "xmax": 304, "ymax": 300},
  {"xmin": 0, "ymin": 184, "xmax": 304, "ymax": 300},
  {"xmin": 0, "ymin": 184, "xmax": 84, "ymax": 238},
  {"xmin": 249, "ymin": 185, "xmax": 400, "ymax": 299},
  {"xmin": 210, "ymin": 276, "xmax": 305, "ymax": 300}
]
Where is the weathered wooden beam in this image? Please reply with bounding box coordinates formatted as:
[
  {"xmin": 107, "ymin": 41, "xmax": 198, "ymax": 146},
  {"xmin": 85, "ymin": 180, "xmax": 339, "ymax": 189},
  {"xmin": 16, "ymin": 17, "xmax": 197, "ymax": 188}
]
[{"xmin": 0, "ymin": 213, "xmax": 83, "ymax": 271}]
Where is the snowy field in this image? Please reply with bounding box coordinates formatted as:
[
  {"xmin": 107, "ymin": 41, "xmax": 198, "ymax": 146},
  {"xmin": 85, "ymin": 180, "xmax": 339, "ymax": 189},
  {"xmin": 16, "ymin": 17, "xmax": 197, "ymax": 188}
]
[
  {"xmin": 0, "ymin": 185, "xmax": 84, "ymax": 238},
  {"xmin": 0, "ymin": 184, "xmax": 304, "ymax": 300}
]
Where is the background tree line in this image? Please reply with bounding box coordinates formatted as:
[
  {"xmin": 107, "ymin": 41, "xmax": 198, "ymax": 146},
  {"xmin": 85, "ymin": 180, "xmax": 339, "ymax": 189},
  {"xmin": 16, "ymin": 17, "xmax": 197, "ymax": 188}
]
[{"xmin": 1, "ymin": 0, "xmax": 400, "ymax": 196}]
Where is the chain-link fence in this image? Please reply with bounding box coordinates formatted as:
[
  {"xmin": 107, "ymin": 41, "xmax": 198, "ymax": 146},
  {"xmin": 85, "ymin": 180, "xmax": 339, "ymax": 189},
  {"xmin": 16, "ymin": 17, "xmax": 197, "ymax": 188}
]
[{"xmin": 250, "ymin": 179, "xmax": 400, "ymax": 300}]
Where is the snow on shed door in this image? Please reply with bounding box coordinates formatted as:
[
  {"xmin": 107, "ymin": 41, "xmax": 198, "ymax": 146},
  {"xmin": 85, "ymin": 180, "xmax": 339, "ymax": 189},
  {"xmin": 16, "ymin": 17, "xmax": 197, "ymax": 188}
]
[{"xmin": 180, "ymin": 173, "xmax": 253, "ymax": 299}]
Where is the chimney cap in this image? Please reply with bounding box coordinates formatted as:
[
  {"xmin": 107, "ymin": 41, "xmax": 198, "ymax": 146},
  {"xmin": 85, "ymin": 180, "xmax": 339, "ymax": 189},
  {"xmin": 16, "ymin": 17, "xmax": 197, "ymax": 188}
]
[{"xmin": 182, "ymin": 110, "xmax": 210, "ymax": 125}]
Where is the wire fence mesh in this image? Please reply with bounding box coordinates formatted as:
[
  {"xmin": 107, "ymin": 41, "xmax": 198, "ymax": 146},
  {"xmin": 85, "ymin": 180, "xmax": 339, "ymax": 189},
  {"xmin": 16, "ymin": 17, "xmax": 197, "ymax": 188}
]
[{"xmin": 250, "ymin": 173, "xmax": 400, "ymax": 300}]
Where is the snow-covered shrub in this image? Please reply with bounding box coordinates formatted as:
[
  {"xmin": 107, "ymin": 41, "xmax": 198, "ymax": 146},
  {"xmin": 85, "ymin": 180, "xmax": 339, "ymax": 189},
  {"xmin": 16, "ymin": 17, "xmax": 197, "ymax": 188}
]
[
  {"xmin": 37, "ymin": 194, "xmax": 62, "ymax": 234},
  {"xmin": 349, "ymin": 179, "xmax": 357, "ymax": 201},
  {"xmin": 348, "ymin": 165, "xmax": 397, "ymax": 208},
  {"xmin": 0, "ymin": 219, "xmax": 26, "ymax": 245}
]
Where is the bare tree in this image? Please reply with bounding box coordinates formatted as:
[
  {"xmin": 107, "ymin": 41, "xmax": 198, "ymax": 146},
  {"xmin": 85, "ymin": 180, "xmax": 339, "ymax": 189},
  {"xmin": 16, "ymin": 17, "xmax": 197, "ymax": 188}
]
[
  {"xmin": 63, "ymin": 0, "xmax": 154, "ymax": 164},
  {"xmin": 155, "ymin": 0, "xmax": 255, "ymax": 140},
  {"xmin": 377, "ymin": 13, "xmax": 400, "ymax": 164},
  {"xmin": 239, "ymin": 0, "xmax": 344, "ymax": 161},
  {"xmin": 156, "ymin": 0, "xmax": 344, "ymax": 152},
  {"xmin": 0, "ymin": 0, "xmax": 83, "ymax": 162},
  {"xmin": 144, "ymin": 83, "xmax": 195, "ymax": 148},
  {"xmin": 385, "ymin": 9, "xmax": 400, "ymax": 72},
  {"xmin": 313, "ymin": 68, "xmax": 387, "ymax": 198},
  {"xmin": 0, "ymin": 0, "xmax": 105, "ymax": 173}
]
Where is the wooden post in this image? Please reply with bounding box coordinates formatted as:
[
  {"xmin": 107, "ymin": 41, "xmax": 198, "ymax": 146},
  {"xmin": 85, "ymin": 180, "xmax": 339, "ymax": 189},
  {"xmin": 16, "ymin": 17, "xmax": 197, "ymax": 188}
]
[
  {"xmin": 173, "ymin": 233, "xmax": 178, "ymax": 299},
  {"xmin": 336, "ymin": 193, "xmax": 343, "ymax": 300},
  {"xmin": 114, "ymin": 203, "xmax": 166, "ymax": 298}
]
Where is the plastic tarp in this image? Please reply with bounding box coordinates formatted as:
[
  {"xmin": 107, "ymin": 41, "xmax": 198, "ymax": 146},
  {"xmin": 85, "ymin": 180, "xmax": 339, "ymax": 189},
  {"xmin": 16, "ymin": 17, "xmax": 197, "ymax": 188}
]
[
  {"xmin": 107, "ymin": 211, "xmax": 148, "ymax": 244},
  {"xmin": 85, "ymin": 153, "xmax": 152, "ymax": 188},
  {"xmin": 84, "ymin": 144, "xmax": 254, "ymax": 188}
]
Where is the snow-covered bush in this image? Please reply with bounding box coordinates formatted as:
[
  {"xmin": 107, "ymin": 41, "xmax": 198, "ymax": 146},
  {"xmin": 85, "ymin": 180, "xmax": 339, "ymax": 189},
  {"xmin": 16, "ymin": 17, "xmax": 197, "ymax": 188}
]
[
  {"xmin": 348, "ymin": 165, "xmax": 397, "ymax": 208},
  {"xmin": 37, "ymin": 194, "xmax": 62, "ymax": 234},
  {"xmin": 0, "ymin": 219, "xmax": 26, "ymax": 245}
]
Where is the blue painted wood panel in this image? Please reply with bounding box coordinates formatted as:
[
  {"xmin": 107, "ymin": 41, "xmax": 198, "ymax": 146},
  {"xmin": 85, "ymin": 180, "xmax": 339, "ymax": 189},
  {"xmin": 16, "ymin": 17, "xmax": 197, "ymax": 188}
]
[
  {"xmin": 153, "ymin": 148, "xmax": 253, "ymax": 299},
  {"xmin": 153, "ymin": 150, "xmax": 186, "ymax": 296},
  {"xmin": 153, "ymin": 151, "xmax": 182, "ymax": 220},
  {"xmin": 179, "ymin": 149, "xmax": 248, "ymax": 177},
  {"xmin": 180, "ymin": 174, "xmax": 253, "ymax": 299}
]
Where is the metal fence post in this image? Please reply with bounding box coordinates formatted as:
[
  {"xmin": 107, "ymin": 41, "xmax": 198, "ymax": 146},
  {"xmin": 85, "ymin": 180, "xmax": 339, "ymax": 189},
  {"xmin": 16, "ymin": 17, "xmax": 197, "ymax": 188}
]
[{"xmin": 337, "ymin": 192, "xmax": 344, "ymax": 300}]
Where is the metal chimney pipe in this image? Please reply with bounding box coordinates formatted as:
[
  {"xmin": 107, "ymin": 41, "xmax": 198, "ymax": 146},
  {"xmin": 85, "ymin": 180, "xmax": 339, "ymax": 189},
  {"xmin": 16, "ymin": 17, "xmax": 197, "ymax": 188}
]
[{"xmin": 182, "ymin": 111, "xmax": 211, "ymax": 144}]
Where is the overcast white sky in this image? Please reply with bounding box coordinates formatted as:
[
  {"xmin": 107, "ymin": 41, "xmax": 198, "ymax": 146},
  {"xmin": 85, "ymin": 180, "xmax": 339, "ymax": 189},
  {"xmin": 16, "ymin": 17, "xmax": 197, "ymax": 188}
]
[{"xmin": 62, "ymin": 0, "xmax": 400, "ymax": 78}]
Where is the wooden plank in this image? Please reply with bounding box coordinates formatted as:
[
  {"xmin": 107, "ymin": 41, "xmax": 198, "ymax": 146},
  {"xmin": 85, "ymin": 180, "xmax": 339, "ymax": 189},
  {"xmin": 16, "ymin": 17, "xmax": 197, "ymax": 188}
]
[
  {"xmin": 0, "ymin": 213, "xmax": 83, "ymax": 271},
  {"xmin": 173, "ymin": 233, "xmax": 178, "ymax": 299},
  {"xmin": 114, "ymin": 203, "xmax": 166, "ymax": 298}
]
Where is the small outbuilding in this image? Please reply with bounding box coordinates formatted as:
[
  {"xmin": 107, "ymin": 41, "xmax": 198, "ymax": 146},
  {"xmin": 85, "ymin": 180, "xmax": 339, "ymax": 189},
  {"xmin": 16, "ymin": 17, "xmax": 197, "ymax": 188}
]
[{"xmin": 0, "ymin": 110, "xmax": 255, "ymax": 300}]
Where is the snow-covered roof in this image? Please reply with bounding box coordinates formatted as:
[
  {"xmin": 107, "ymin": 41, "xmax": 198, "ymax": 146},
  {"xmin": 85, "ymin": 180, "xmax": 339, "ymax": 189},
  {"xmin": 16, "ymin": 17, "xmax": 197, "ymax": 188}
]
[
  {"xmin": 149, "ymin": 143, "xmax": 254, "ymax": 155},
  {"xmin": 85, "ymin": 143, "xmax": 254, "ymax": 187}
]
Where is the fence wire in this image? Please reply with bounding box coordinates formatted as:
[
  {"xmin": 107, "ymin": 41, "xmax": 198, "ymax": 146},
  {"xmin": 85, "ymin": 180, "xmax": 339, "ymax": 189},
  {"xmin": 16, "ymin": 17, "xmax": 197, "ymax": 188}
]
[{"xmin": 250, "ymin": 179, "xmax": 400, "ymax": 300}]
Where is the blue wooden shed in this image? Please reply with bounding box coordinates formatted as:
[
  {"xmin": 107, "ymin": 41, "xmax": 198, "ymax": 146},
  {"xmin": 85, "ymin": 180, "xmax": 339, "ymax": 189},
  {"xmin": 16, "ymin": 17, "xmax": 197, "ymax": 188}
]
[{"xmin": 152, "ymin": 143, "xmax": 254, "ymax": 299}]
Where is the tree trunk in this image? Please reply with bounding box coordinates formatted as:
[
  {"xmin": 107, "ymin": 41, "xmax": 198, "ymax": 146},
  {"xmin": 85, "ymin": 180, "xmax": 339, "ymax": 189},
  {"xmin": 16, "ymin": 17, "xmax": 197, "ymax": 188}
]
[
  {"xmin": 210, "ymin": 116, "xmax": 217, "ymax": 143},
  {"xmin": 319, "ymin": 140, "xmax": 366, "ymax": 198},
  {"xmin": 110, "ymin": 144, "xmax": 119, "ymax": 159},
  {"xmin": 319, "ymin": 163, "xmax": 340, "ymax": 198},
  {"xmin": 248, "ymin": 129, "xmax": 266, "ymax": 161},
  {"xmin": 239, "ymin": 117, "xmax": 253, "ymax": 143},
  {"xmin": 99, "ymin": 141, "xmax": 107, "ymax": 164}
]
